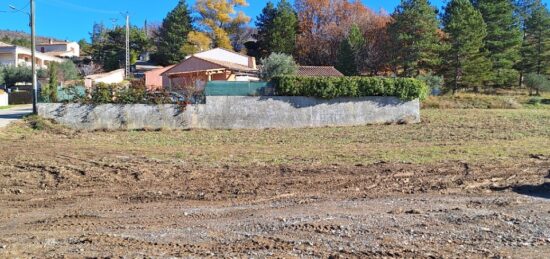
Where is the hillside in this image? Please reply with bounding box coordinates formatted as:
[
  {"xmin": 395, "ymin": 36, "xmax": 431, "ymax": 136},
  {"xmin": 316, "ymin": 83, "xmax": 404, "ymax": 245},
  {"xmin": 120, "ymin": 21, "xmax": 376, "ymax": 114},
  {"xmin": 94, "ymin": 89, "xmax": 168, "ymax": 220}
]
[{"xmin": 0, "ymin": 29, "xmax": 64, "ymax": 46}]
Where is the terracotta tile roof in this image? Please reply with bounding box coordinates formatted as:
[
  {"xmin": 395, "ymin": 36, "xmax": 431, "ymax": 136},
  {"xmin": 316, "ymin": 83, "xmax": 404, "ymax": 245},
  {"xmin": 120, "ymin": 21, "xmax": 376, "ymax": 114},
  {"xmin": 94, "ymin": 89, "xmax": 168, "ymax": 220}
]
[
  {"xmin": 145, "ymin": 65, "xmax": 175, "ymax": 76},
  {"xmin": 297, "ymin": 66, "xmax": 344, "ymax": 77}
]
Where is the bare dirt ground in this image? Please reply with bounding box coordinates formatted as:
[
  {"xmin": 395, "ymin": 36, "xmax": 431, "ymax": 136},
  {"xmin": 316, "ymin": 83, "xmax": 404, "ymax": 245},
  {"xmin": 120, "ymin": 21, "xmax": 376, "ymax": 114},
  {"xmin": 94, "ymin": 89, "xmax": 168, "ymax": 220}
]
[{"xmin": 0, "ymin": 109, "xmax": 549, "ymax": 258}]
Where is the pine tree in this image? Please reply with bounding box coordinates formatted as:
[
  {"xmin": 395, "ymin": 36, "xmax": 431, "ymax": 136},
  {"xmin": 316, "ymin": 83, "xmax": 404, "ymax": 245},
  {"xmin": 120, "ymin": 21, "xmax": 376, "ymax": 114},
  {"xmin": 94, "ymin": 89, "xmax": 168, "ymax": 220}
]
[
  {"xmin": 337, "ymin": 25, "xmax": 365, "ymax": 76},
  {"xmin": 518, "ymin": 0, "xmax": 550, "ymax": 94},
  {"xmin": 153, "ymin": 0, "xmax": 193, "ymax": 66},
  {"xmin": 271, "ymin": 0, "xmax": 298, "ymax": 55},
  {"xmin": 442, "ymin": 0, "xmax": 492, "ymax": 93},
  {"xmin": 337, "ymin": 40, "xmax": 358, "ymax": 76},
  {"xmin": 254, "ymin": 0, "xmax": 297, "ymax": 59},
  {"xmin": 254, "ymin": 1, "xmax": 277, "ymax": 59},
  {"xmin": 388, "ymin": 0, "xmax": 442, "ymax": 77},
  {"xmin": 473, "ymin": 0, "xmax": 522, "ymax": 87}
]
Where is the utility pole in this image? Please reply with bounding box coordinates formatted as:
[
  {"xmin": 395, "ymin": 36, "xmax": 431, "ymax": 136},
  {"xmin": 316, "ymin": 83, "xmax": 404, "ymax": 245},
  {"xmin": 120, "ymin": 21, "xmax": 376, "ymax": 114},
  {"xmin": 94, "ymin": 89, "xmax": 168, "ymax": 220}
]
[
  {"xmin": 30, "ymin": 0, "xmax": 37, "ymax": 114},
  {"xmin": 125, "ymin": 13, "xmax": 130, "ymax": 79}
]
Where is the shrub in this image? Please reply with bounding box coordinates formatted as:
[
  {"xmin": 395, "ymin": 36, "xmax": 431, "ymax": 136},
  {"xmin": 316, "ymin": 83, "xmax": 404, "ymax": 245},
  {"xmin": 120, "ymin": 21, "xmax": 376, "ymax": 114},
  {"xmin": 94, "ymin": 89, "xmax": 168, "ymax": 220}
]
[
  {"xmin": 416, "ymin": 73, "xmax": 444, "ymax": 96},
  {"xmin": 116, "ymin": 87, "xmax": 146, "ymax": 104},
  {"xmin": 273, "ymin": 76, "xmax": 429, "ymax": 100},
  {"xmin": 84, "ymin": 82, "xmax": 173, "ymax": 105},
  {"xmin": 260, "ymin": 53, "xmax": 298, "ymax": 81},
  {"xmin": 1, "ymin": 65, "xmax": 32, "ymax": 86},
  {"xmin": 58, "ymin": 60, "xmax": 81, "ymax": 81},
  {"xmin": 527, "ymin": 97, "xmax": 542, "ymax": 106},
  {"xmin": 524, "ymin": 73, "xmax": 550, "ymax": 95},
  {"xmin": 91, "ymin": 83, "xmax": 115, "ymax": 104}
]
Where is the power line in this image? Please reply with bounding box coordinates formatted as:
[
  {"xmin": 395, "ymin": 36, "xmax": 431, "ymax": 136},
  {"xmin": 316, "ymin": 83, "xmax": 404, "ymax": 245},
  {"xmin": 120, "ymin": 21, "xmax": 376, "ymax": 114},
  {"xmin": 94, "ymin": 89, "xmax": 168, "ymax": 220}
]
[{"xmin": 0, "ymin": 2, "xmax": 30, "ymax": 14}]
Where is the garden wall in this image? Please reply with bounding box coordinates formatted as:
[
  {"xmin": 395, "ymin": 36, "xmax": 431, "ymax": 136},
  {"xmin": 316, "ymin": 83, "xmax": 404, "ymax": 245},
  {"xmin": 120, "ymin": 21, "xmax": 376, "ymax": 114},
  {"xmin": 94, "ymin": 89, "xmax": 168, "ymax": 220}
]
[{"xmin": 38, "ymin": 96, "xmax": 420, "ymax": 130}]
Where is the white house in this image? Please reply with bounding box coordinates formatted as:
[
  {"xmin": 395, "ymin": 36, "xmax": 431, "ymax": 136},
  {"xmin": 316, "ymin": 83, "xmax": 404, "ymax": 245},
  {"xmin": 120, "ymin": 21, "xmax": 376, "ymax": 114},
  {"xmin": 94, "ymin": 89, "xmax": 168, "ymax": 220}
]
[
  {"xmin": 84, "ymin": 69, "xmax": 125, "ymax": 88},
  {"xmin": 191, "ymin": 48, "xmax": 256, "ymax": 70},
  {"xmin": 36, "ymin": 39, "xmax": 80, "ymax": 58},
  {"xmin": 0, "ymin": 41, "xmax": 64, "ymax": 69}
]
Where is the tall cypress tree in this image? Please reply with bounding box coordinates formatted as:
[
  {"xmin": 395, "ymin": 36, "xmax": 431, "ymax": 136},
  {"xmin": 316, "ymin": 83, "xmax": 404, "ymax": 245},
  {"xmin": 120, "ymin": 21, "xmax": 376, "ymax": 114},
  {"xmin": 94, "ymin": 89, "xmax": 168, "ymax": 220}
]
[
  {"xmin": 473, "ymin": 0, "xmax": 522, "ymax": 87},
  {"xmin": 388, "ymin": 0, "xmax": 442, "ymax": 77},
  {"xmin": 442, "ymin": 0, "xmax": 492, "ymax": 93},
  {"xmin": 153, "ymin": 0, "xmax": 193, "ymax": 66},
  {"xmin": 254, "ymin": 0, "xmax": 297, "ymax": 60}
]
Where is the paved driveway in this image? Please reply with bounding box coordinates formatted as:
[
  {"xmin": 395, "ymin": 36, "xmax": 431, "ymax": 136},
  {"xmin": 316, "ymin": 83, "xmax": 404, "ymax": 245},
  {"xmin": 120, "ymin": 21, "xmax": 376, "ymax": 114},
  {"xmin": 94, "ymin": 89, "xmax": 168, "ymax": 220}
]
[{"xmin": 0, "ymin": 105, "xmax": 32, "ymax": 128}]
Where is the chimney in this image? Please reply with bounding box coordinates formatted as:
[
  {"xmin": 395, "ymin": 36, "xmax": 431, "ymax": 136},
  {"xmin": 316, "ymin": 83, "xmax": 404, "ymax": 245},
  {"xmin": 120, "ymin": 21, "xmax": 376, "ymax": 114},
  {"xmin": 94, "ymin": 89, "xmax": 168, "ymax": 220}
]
[{"xmin": 248, "ymin": 57, "xmax": 257, "ymax": 69}]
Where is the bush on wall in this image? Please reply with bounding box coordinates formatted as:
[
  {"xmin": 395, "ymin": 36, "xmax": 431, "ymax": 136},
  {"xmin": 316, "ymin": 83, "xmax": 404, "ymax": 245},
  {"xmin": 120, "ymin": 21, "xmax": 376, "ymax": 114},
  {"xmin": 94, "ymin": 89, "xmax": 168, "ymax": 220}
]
[{"xmin": 272, "ymin": 76, "xmax": 429, "ymax": 100}]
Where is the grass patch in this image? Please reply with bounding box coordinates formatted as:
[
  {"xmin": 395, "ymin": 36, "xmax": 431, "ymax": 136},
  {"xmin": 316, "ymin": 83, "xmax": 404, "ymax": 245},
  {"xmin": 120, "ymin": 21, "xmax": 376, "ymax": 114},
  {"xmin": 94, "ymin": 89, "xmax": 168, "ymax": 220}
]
[
  {"xmin": 21, "ymin": 115, "xmax": 74, "ymax": 135},
  {"xmin": 0, "ymin": 109, "xmax": 548, "ymax": 167},
  {"xmin": 422, "ymin": 93, "xmax": 550, "ymax": 109}
]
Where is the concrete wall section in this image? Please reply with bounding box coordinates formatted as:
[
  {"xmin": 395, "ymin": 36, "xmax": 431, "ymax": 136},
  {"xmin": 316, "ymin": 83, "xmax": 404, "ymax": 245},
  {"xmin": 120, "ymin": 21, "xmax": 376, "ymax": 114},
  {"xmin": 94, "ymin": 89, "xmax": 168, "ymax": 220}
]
[{"xmin": 38, "ymin": 96, "xmax": 420, "ymax": 130}]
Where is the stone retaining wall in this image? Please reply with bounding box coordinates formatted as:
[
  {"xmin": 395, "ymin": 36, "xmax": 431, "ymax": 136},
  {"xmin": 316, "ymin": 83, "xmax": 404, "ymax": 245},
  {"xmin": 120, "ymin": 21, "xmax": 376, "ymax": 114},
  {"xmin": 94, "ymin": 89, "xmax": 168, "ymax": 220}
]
[{"xmin": 38, "ymin": 96, "xmax": 420, "ymax": 130}]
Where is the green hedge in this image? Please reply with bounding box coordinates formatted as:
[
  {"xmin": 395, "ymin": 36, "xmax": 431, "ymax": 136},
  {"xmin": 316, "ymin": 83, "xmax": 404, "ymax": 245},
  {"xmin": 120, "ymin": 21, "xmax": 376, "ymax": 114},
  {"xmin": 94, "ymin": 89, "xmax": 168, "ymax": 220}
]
[{"xmin": 272, "ymin": 76, "xmax": 429, "ymax": 100}]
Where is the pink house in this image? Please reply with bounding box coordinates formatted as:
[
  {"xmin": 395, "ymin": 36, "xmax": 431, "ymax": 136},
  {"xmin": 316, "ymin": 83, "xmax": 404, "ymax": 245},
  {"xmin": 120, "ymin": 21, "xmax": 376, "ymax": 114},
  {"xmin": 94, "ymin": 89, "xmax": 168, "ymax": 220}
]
[{"xmin": 143, "ymin": 65, "xmax": 175, "ymax": 91}]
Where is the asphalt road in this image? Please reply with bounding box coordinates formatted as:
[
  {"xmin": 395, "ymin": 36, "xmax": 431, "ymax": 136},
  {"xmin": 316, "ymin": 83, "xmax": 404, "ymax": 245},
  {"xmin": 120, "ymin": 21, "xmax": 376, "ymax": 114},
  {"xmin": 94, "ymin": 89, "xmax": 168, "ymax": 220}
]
[{"xmin": 0, "ymin": 105, "xmax": 32, "ymax": 128}]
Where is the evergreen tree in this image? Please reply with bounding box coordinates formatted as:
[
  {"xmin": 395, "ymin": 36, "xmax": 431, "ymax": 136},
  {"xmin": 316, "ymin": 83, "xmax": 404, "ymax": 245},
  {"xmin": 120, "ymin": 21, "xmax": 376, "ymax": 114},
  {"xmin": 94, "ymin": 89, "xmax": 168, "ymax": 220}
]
[
  {"xmin": 518, "ymin": 0, "xmax": 550, "ymax": 94},
  {"xmin": 92, "ymin": 26, "xmax": 150, "ymax": 71},
  {"xmin": 78, "ymin": 39, "xmax": 92, "ymax": 56},
  {"xmin": 442, "ymin": 0, "xmax": 492, "ymax": 93},
  {"xmin": 388, "ymin": 0, "xmax": 442, "ymax": 77},
  {"xmin": 337, "ymin": 40, "xmax": 358, "ymax": 76},
  {"xmin": 337, "ymin": 25, "xmax": 365, "ymax": 76},
  {"xmin": 473, "ymin": 0, "xmax": 522, "ymax": 87},
  {"xmin": 254, "ymin": 1, "xmax": 277, "ymax": 59},
  {"xmin": 47, "ymin": 62, "xmax": 59, "ymax": 103},
  {"xmin": 271, "ymin": 0, "xmax": 298, "ymax": 55},
  {"xmin": 153, "ymin": 0, "xmax": 193, "ymax": 66},
  {"xmin": 254, "ymin": 0, "xmax": 297, "ymax": 59}
]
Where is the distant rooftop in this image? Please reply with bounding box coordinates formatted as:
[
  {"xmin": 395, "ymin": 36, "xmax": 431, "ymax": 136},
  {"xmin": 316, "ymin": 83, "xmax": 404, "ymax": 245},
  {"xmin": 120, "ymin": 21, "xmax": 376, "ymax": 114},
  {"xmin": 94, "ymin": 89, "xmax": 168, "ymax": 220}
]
[
  {"xmin": 0, "ymin": 41, "xmax": 13, "ymax": 47},
  {"xmin": 297, "ymin": 66, "xmax": 344, "ymax": 77}
]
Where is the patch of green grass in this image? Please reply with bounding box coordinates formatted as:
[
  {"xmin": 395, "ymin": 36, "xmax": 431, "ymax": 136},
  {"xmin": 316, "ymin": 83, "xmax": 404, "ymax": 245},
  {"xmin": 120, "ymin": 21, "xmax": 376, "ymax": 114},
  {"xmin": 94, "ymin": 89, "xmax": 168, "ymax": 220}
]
[
  {"xmin": 422, "ymin": 93, "xmax": 550, "ymax": 109},
  {"xmin": 0, "ymin": 109, "xmax": 548, "ymax": 167},
  {"xmin": 0, "ymin": 105, "xmax": 13, "ymax": 110}
]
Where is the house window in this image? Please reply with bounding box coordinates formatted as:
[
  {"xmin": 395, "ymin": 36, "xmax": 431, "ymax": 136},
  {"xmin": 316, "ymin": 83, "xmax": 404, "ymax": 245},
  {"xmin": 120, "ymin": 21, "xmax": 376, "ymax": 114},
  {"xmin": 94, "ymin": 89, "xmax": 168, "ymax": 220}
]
[
  {"xmin": 24, "ymin": 57, "xmax": 29, "ymax": 62},
  {"xmin": 40, "ymin": 47, "xmax": 45, "ymax": 53}
]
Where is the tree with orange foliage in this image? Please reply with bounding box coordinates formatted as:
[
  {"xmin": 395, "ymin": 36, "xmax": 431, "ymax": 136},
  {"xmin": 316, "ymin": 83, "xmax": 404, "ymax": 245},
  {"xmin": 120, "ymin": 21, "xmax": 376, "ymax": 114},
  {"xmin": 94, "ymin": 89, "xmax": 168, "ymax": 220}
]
[
  {"xmin": 295, "ymin": 0, "xmax": 392, "ymax": 74},
  {"xmin": 354, "ymin": 9, "xmax": 393, "ymax": 75},
  {"xmin": 195, "ymin": 0, "xmax": 250, "ymax": 50},
  {"xmin": 181, "ymin": 31, "xmax": 213, "ymax": 54}
]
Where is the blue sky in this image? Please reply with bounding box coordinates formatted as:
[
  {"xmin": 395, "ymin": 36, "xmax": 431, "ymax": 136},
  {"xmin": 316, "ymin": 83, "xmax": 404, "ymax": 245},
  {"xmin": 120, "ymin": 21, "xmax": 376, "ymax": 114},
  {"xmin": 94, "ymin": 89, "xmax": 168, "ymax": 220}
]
[{"xmin": 0, "ymin": 0, "xmax": 548, "ymax": 42}]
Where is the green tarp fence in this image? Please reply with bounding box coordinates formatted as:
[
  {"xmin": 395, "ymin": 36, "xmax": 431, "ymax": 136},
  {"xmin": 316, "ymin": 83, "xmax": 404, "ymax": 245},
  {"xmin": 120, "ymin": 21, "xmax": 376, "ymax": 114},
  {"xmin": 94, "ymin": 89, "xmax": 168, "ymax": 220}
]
[
  {"xmin": 205, "ymin": 81, "xmax": 273, "ymax": 96},
  {"xmin": 57, "ymin": 86, "xmax": 86, "ymax": 102},
  {"xmin": 39, "ymin": 85, "xmax": 86, "ymax": 103}
]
